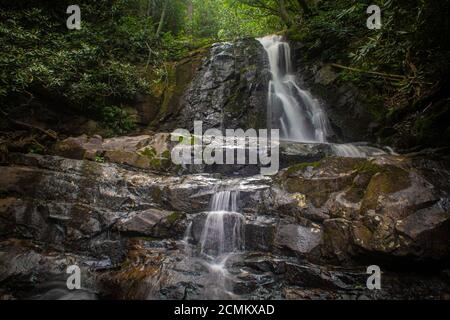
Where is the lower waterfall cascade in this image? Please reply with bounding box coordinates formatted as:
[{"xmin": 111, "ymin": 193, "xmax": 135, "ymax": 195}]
[{"xmin": 183, "ymin": 189, "xmax": 244, "ymax": 299}]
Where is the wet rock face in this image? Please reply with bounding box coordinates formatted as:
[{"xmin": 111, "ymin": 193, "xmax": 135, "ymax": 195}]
[
  {"xmin": 244, "ymin": 216, "xmax": 277, "ymax": 252},
  {"xmin": 54, "ymin": 133, "xmax": 175, "ymax": 171},
  {"xmin": 174, "ymin": 39, "xmax": 269, "ymax": 132},
  {"xmin": 0, "ymin": 153, "xmax": 214, "ymax": 257},
  {"xmin": 292, "ymin": 47, "xmax": 377, "ymax": 143},
  {"xmin": 0, "ymin": 151, "xmax": 449, "ymax": 300},
  {"xmin": 277, "ymin": 155, "xmax": 450, "ymax": 264},
  {"xmin": 274, "ymin": 224, "xmax": 322, "ymax": 258},
  {"xmin": 0, "ymin": 239, "xmax": 100, "ymax": 300},
  {"xmin": 115, "ymin": 209, "xmax": 186, "ymax": 238}
]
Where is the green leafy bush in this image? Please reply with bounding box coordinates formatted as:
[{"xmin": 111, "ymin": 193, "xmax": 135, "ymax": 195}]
[
  {"xmin": 0, "ymin": 1, "xmax": 153, "ymax": 134},
  {"xmin": 101, "ymin": 106, "xmax": 136, "ymax": 135}
]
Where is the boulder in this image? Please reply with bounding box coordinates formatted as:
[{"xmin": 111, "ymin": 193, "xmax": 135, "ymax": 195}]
[
  {"xmin": 54, "ymin": 134, "xmax": 103, "ymax": 160},
  {"xmin": 244, "ymin": 216, "xmax": 276, "ymax": 251},
  {"xmin": 54, "ymin": 133, "xmax": 174, "ymax": 171},
  {"xmin": 0, "ymin": 239, "xmax": 99, "ymax": 299},
  {"xmin": 279, "ymin": 157, "xmax": 363, "ymax": 207},
  {"xmin": 0, "ymin": 197, "xmax": 120, "ymax": 248},
  {"xmin": 275, "ymin": 224, "xmax": 322, "ymax": 258},
  {"xmin": 279, "ymin": 155, "xmax": 450, "ymax": 264},
  {"xmin": 115, "ymin": 209, "xmax": 185, "ymax": 238}
]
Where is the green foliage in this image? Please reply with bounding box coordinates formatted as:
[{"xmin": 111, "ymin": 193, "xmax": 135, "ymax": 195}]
[
  {"xmin": 28, "ymin": 143, "xmax": 45, "ymax": 155},
  {"xmin": 185, "ymin": 0, "xmax": 281, "ymax": 40},
  {"xmin": 94, "ymin": 155, "xmax": 106, "ymax": 163},
  {"xmin": 140, "ymin": 147, "xmax": 157, "ymax": 159},
  {"xmin": 0, "ymin": 1, "xmax": 153, "ymax": 134},
  {"xmin": 160, "ymin": 33, "xmax": 191, "ymax": 60},
  {"xmin": 101, "ymin": 106, "xmax": 136, "ymax": 135},
  {"xmin": 1, "ymin": 0, "xmax": 447, "ymax": 148},
  {"xmin": 285, "ymin": 161, "xmax": 321, "ymax": 175},
  {"xmin": 296, "ymin": 0, "xmax": 450, "ymax": 87}
]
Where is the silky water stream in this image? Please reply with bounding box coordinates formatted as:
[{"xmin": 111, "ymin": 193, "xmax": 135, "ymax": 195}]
[{"xmin": 183, "ymin": 189, "xmax": 244, "ymax": 299}]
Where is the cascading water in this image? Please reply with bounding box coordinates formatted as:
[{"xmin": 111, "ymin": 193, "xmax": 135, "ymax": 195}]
[
  {"xmin": 331, "ymin": 144, "xmax": 368, "ymax": 158},
  {"xmin": 258, "ymin": 35, "xmax": 384, "ymax": 158},
  {"xmin": 200, "ymin": 190, "xmax": 244, "ymax": 257},
  {"xmin": 176, "ymin": 36, "xmax": 390, "ymax": 299},
  {"xmin": 258, "ymin": 35, "xmax": 332, "ymax": 143},
  {"xmin": 183, "ymin": 189, "xmax": 244, "ymax": 299}
]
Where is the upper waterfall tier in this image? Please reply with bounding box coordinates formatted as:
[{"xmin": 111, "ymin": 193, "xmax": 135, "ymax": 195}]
[{"xmin": 257, "ymin": 35, "xmax": 332, "ymax": 143}]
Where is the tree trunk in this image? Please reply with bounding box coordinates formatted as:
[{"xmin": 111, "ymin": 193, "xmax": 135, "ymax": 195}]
[
  {"xmin": 187, "ymin": 0, "xmax": 193, "ymax": 21},
  {"xmin": 156, "ymin": 0, "xmax": 168, "ymax": 37}
]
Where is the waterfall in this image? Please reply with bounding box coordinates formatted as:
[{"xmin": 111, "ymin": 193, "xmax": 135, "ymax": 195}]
[
  {"xmin": 257, "ymin": 35, "xmax": 332, "ymax": 143},
  {"xmin": 258, "ymin": 35, "xmax": 385, "ymax": 158},
  {"xmin": 210, "ymin": 190, "xmax": 239, "ymax": 212},
  {"xmin": 180, "ymin": 189, "xmax": 244, "ymax": 299},
  {"xmin": 200, "ymin": 190, "xmax": 244, "ymax": 257},
  {"xmin": 199, "ymin": 189, "xmax": 243, "ymax": 299}
]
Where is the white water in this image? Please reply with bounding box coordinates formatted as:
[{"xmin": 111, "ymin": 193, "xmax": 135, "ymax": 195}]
[
  {"xmin": 200, "ymin": 190, "xmax": 243, "ymax": 299},
  {"xmin": 258, "ymin": 35, "xmax": 332, "ymax": 143},
  {"xmin": 200, "ymin": 190, "xmax": 244, "ymax": 257},
  {"xmin": 181, "ymin": 189, "xmax": 244, "ymax": 299},
  {"xmin": 332, "ymin": 144, "xmax": 368, "ymax": 158},
  {"xmin": 258, "ymin": 35, "xmax": 384, "ymax": 158}
]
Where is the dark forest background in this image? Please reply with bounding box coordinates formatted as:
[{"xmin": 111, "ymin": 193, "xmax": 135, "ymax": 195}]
[{"xmin": 1, "ymin": 0, "xmax": 449, "ymax": 150}]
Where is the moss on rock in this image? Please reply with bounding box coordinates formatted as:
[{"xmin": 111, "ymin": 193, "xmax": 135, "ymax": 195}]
[
  {"xmin": 284, "ymin": 161, "xmax": 321, "ymax": 175},
  {"xmin": 361, "ymin": 165, "xmax": 411, "ymax": 212},
  {"xmin": 166, "ymin": 212, "xmax": 185, "ymax": 225}
]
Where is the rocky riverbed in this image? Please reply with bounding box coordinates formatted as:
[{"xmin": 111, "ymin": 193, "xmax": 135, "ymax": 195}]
[
  {"xmin": 0, "ymin": 37, "xmax": 449, "ymax": 300},
  {"xmin": 0, "ymin": 137, "xmax": 449, "ymax": 299}
]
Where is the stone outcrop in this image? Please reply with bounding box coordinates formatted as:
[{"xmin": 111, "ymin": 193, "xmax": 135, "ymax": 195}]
[
  {"xmin": 1, "ymin": 148, "xmax": 449, "ymax": 300},
  {"xmin": 172, "ymin": 39, "xmax": 269, "ymax": 132},
  {"xmin": 53, "ymin": 132, "xmax": 355, "ymax": 176},
  {"xmin": 277, "ymin": 155, "xmax": 450, "ymax": 264},
  {"xmin": 54, "ymin": 133, "xmax": 174, "ymax": 171}
]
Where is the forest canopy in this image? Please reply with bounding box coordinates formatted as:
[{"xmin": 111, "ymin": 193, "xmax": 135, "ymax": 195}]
[{"xmin": 1, "ymin": 0, "xmax": 449, "ymax": 142}]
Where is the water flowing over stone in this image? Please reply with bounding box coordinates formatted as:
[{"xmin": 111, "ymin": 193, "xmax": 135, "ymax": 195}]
[
  {"xmin": 331, "ymin": 144, "xmax": 368, "ymax": 158},
  {"xmin": 210, "ymin": 189, "xmax": 239, "ymax": 212},
  {"xmin": 2, "ymin": 36, "xmax": 450, "ymax": 301},
  {"xmin": 331, "ymin": 143, "xmax": 389, "ymax": 158},
  {"xmin": 200, "ymin": 190, "xmax": 244, "ymax": 257},
  {"xmin": 258, "ymin": 35, "xmax": 332, "ymax": 142},
  {"xmin": 258, "ymin": 35, "xmax": 386, "ymax": 158},
  {"xmin": 182, "ymin": 189, "xmax": 245, "ymax": 299}
]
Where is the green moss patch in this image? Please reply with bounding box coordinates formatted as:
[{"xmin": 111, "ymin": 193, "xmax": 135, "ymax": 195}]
[
  {"xmin": 361, "ymin": 165, "xmax": 411, "ymax": 212},
  {"xmin": 166, "ymin": 212, "xmax": 184, "ymax": 225}
]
